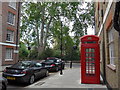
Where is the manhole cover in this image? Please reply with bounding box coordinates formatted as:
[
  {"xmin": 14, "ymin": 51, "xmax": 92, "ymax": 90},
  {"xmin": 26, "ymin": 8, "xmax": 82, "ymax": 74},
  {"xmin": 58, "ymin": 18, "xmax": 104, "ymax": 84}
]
[{"xmin": 35, "ymin": 82, "xmax": 45, "ymax": 86}]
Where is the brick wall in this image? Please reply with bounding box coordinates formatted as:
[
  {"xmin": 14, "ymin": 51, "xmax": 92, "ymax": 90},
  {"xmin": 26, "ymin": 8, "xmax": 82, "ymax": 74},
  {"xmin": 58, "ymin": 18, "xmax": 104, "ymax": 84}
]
[
  {"xmin": 118, "ymin": 37, "xmax": 120, "ymax": 88},
  {"xmin": 104, "ymin": 3, "xmax": 119, "ymax": 88},
  {"xmin": 1, "ymin": 2, "xmax": 20, "ymax": 65},
  {"xmin": 95, "ymin": 2, "xmax": 120, "ymax": 89},
  {"xmin": 0, "ymin": 2, "xmax": 2, "ymax": 66}
]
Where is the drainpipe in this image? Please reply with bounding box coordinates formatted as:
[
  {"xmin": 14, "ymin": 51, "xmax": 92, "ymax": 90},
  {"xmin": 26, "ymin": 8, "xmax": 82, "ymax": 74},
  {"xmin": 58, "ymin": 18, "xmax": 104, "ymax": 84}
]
[
  {"xmin": 101, "ymin": 4, "xmax": 106, "ymax": 84},
  {"xmin": 15, "ymin": 2, "xmax": 21, "ymax": 63}
]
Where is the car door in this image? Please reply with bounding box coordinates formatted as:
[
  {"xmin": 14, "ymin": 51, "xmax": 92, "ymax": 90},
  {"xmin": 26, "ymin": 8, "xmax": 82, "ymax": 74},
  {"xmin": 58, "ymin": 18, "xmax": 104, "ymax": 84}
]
[
  {"xmin": 32, "ymin": 63, "xmax": 42, "ymax": 79},
  {"xmin": 36, "ymin": 63, "xmax": 46, "ymax": 77}
]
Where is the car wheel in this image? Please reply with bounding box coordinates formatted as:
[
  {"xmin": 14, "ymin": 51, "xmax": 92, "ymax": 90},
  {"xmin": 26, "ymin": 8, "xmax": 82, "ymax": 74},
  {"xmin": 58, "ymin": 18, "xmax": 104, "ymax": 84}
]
[
  {"xmin": 29, "ymin": 75, "xmax": 35, "ymax": 84},
  {"xmin": 2, "ymin": 84, "xmax": 6, "ymax": 90},
  {"xmin": 45, "ymin": 70, "xmax": 49, "ymax": 77},
  {"xmin": 55, "ymin": 67, "xmax": 59, "ymax": 72}
]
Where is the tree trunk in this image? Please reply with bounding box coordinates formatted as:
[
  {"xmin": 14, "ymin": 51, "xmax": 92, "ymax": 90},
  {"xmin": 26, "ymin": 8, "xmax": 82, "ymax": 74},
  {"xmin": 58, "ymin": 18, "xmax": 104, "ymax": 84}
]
[
  {"xmin": 36, "ymin": 23, "xmax": 40, "ymax": 49},
  {"xmin": 38, "ymin": 6, "xmax": 45, "ymax": 55},
  {"xmin": 43, "ymin": 16, "xmax": 53, "ymax": 50}
]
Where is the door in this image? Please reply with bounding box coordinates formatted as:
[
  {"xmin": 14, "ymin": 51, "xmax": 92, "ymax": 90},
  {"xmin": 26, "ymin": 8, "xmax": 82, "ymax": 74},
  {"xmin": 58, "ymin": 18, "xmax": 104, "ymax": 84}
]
[{"xmin": 81, "ymin": 44, "xmax": 100, "ymax": 84}]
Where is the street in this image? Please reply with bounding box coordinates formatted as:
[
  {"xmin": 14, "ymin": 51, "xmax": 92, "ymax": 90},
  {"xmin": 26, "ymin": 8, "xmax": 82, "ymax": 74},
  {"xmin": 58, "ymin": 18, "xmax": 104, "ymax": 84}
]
[{"xmin": 1, "ymin": 63, "xmax": 107, "ymax": 90}]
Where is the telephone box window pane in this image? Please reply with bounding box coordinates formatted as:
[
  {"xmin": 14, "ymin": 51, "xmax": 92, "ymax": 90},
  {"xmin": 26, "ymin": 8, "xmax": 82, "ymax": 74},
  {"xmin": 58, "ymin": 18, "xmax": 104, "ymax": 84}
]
[
  {"xmin": 88, "ymin": 58, "xmax": 94, "ymax": 61},
  {"xmin": 84, "ymin": 41, "xmax": 96, "ymax": 44},
  {"xmin": 88, "ymin": 48, "xmax": 91, "ymax": 52},
  {"xmin": 91, "ymin": 49, "xmax": 95, "ymax": 52},
  {"xmin": 91, "ymin": 58, "xmax": 95, "ymax": 61},
  {"xmin": 86, "ymin": 53, "xmax": 89, "ymax": 57},
  {"xmin": 86, "ymin": 49, "xmax": 89, "ymax": 52},
  {"xmin": 86, "ymin": 58, "xmax": 89, "ymax": 62},
  {"xmin": 91, "ymin": 53, "xmax": 95, "ymax": 57}
]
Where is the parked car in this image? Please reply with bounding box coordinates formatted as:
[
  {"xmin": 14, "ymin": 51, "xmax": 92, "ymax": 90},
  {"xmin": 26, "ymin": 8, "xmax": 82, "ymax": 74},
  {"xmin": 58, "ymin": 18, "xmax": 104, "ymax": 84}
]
[
  {"xmin": 41, "ymin": 57, "xmax": 65, "ymax": 72},
  {"xmin": 0, "ymin": 77, "xmax": 8, "ymax": 90},
  {"xmin": 2, "ymin": 61, "xmax": 49, "ymax": 84}
]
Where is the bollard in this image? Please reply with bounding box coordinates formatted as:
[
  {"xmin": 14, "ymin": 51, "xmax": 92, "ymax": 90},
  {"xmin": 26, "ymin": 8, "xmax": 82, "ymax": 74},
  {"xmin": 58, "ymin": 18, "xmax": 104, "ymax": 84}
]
[
  {"xmin": 70, "ymin": 61, "xmax": 72, "ymax": 68},
  {"xmin": 60, "ymin": 63, "xmax": 63, "ymax": 75}
]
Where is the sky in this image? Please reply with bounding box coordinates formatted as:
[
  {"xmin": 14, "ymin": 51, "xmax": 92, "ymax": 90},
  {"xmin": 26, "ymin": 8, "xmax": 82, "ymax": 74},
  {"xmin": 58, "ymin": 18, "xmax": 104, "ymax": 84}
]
[{"xmin": 87, "ymin": 26, "xmax": 95, "ymax": 35}]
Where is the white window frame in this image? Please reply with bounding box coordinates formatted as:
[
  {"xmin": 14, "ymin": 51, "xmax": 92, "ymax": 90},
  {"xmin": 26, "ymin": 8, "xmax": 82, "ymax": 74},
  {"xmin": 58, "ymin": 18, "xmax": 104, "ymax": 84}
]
[
  {"xmin": 9, "ymin": 2, "xmax": 16, "ymax": 10},
  {"xmin": 6, "ymin": 30, "xmax": 14, "ymax": 43},
  {"xmin": 108, "ymin": 28, "xmax": 115, "ymax": 66},
  {"xmin": 7, "ymin": 12, "xmax": 15, "ymax": 26},
  {"xmin": 5, "ymin": 48, "xmax": 13, "ymax": 61}
]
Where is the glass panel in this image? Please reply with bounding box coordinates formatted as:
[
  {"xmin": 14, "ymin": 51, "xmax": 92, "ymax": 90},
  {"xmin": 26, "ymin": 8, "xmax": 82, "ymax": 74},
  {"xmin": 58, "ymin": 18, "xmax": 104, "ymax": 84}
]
[
  {"xmin": 91, "ymin": 48, "xmax": 95, "ymax": 52},
  {"xmin": 6, "ymin": 30, "xmax": 14, "ymax": 42},
  {"xmin": 86, "ymin": 58, "xmax": 89, "ymax": 62},
  {"xmin": 84, "ymin": 41, "xmax": 96, "ymax": 44},
  {"xmin": 7, "ymin": 12, "xmax": 15, "ymax": 25},
  {"xmin": 91, "ymin": 53, "xmax": 95, "ymax": 57},
  {"xmin": 85, "ymin": 48, "xmax": 95, "ymax": 75},
  {"xmin": 86, "ymin": 49, "xmax": 89, "ymax": 52},
  {"xmin": 5, "ymin": 48, "xmax": 13, "ymax": 59},
  {"xmin": 86, "ymin": 53, "xmax": 89, "ymax": 57}
]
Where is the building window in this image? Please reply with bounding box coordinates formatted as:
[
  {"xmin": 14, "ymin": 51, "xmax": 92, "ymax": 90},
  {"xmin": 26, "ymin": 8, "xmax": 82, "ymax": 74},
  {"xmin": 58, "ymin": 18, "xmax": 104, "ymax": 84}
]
[
  {"xmin": 9, "ymin": 2, "xmax": 16, "ymax": 9},
  {"xmin": 6, "ymin": 30, "xmax": 14, "ymax": 42},
  {"xmin": 108, "ymin": 29, "xmax": 115, "ymax": 66},
  {"xmin": 5, "ymin": 48, "xmax": 13, "ymax": 60},
  {"xmin": 7, "ymin": 12, "xmax": 15, "ymax": 25}
]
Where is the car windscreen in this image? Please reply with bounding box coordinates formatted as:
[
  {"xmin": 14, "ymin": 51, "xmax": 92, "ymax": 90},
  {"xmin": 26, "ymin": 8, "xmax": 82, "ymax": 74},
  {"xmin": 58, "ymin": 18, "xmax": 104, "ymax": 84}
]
[{"xmin": 11, "ymin": 61, "xmax": 32, "ymax": 69}]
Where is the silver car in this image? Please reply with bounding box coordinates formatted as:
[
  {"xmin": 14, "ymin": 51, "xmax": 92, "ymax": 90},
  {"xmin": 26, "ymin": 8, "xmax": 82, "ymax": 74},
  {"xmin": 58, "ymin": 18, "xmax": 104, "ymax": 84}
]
[{"xmin": 0, "ymin": 77, "xmax": 8, "ymax": 90}]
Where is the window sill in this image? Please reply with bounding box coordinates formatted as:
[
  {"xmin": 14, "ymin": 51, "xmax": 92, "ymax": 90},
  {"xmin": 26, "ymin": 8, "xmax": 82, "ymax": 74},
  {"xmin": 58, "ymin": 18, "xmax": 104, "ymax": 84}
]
[
  {"xmin": 7, "ymin": 22, "xmax": 15, "ymax": 26},
  {"xmin": 8, "ymin": 5, "xmax": 16, "ymax": 10},
  {"xmin": 107, "ymin": 64, "xmax": 116, "ymax": 72},
  {"xmin": 5, "ymin": 59, "xmax": 13, "ymax": 61},
  {"xmin": 6, "ymin": 41, "xmax": 14, "ymax": 43}
]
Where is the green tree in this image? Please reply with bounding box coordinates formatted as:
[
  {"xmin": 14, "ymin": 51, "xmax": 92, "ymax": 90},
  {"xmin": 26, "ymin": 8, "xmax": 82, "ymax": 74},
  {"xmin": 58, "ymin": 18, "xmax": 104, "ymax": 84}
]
[
  {"xmin": 19, "ymin": 42, "xmax": 29, "ymax": 60},
  {"xmin": 20, "ymin": 2, "xmax": 94, "ymax": 60}
]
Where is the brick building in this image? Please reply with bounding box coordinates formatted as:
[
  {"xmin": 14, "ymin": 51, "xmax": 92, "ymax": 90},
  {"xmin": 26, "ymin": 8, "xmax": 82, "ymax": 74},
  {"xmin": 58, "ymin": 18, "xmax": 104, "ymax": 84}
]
[
  {"xmin": 0, "ymin": 2, "xmax": 21, "ymax": 65},
  {"xmin": 94, "ymin": 1, "xmax": 120, "ymax": 89}
]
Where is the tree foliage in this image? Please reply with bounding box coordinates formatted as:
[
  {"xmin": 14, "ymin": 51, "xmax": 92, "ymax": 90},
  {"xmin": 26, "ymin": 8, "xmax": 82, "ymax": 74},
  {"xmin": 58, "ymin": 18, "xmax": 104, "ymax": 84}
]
[
  {"xmin": 19, "ymin": 42, "xmax": 29, "ymax": 60},
  {"xmin": 20, "ymin": 2, "xmax": 94, "ymax": 60}
]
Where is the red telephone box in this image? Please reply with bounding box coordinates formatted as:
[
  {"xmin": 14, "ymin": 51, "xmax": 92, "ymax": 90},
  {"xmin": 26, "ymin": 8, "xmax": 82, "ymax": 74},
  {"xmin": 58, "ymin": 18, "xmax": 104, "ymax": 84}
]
[{"xmin": 80, "ymin": 35, "xmax": 100, "ymax": 84}]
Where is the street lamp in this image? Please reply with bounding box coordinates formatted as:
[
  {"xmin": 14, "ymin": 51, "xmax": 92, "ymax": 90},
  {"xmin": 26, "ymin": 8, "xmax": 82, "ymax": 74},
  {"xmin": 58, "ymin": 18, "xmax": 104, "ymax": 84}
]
[
  {"xmin": 28, "ymin": 46, "xmax": 31, "ymax": 59},
  {"xmin": 60, "ymin": 21, "xmax": 63, "ymax": 75}
]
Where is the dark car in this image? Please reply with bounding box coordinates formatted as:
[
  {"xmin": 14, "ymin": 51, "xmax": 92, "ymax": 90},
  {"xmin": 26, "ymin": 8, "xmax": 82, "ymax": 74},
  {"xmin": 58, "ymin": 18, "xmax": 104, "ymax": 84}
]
[
  {"xmin": 2, "ymin": 61, "xmax": 49, "ymax": 84},
  {"xmin": 0, "ymin": 77, "xmax": 8, "ymax": 90},
  {"xmin": 41, "ymin": 57, "xmax": 65, "ymax": 72}
]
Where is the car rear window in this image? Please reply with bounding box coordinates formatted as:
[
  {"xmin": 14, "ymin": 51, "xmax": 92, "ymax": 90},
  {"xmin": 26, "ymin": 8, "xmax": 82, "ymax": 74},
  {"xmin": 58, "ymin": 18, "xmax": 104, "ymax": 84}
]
[
  {"xmin": 12, "ymin": 61, "xmax": 32, "ymax": 69},
  {"xmin": 45, "ymin": 59, "xmax": 56, "ymax": 62}
]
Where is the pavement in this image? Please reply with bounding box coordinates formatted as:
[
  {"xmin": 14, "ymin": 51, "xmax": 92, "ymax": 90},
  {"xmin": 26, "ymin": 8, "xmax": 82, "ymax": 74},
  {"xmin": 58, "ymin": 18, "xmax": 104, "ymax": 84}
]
[
  {"xmin": 0, "ymin": 65, "xmax": 11, "ymax": 72},
  {"xmin": 27, "ymin": 65, "xmax": 107, "ymax": 89},
  {"xmin": 0, "ymin": 65, "xmax": 11, "ymax": 77}
]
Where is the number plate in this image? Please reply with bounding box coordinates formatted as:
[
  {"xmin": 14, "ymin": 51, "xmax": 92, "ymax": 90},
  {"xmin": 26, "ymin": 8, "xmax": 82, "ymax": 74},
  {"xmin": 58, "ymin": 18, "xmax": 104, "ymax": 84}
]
[{"xmin": 7, "ymin": 77, "xmax": 15, "ymax": 80}]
